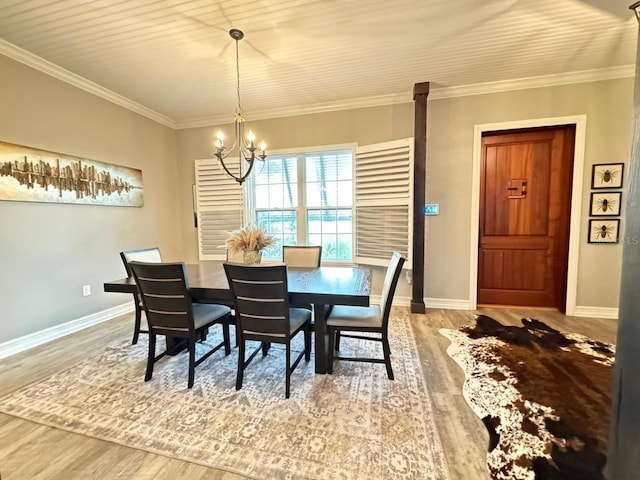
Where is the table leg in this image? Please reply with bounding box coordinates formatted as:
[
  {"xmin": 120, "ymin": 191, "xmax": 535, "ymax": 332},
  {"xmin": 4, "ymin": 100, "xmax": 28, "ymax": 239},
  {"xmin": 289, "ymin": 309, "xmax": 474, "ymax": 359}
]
[
  {"xmin": 313, "ymin": 303, "xmax": 328, "ymax": 374},
  {"xmin": 165, "ymin": 335, "xmax": 187, "ymax": 356}
]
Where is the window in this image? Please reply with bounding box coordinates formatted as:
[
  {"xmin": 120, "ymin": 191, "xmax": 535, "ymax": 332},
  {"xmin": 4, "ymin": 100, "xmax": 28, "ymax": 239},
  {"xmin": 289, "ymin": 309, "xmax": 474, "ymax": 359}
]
[
  {"xmin": 252, "ymin": 149, "xmax": 353, "ymax": 261},
  {"xmin": 195, "ymin": 138, "xmax": 413, "ymax": 268}
]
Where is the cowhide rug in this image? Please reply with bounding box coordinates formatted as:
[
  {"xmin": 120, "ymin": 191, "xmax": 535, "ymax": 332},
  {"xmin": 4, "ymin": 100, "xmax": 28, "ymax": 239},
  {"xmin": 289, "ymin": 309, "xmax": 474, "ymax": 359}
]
[{"xmin": 440, "ymin": 315, "xmax": 615, "ymax": 480}]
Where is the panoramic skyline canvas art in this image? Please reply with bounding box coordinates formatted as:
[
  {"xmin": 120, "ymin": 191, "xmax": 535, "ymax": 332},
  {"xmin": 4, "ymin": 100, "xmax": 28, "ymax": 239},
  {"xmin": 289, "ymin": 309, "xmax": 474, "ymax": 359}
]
[{"xmin": 0, "ymin": 141, "xmax": 143, "ymax": 207}]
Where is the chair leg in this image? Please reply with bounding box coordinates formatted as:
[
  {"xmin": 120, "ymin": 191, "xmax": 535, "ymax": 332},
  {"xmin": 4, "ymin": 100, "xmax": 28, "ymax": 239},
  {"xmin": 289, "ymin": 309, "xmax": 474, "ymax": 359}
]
[
  {"xmin": 327, "ymin": 327, "xmax": 335, "ymax": 374},
  {"xmin": 231, "ymin": 313, "xmax": 239, "ymax": 347},
  {"xmin": 335, "ymin": 330, "xmax": 341, "ymax": 351},
  {"xmin": 188, "ymin": 338, "xmax": 196, "ymax": 388},
  {"xmin": 382, "ymin": 333, "xmax": 394, "ymax": 380},
  {"xmin": 132, "ymin": 304, "xmax": 142, "ymax": 345},
  {"xmin": 304, "ymin": 325, "xmax": 311, "ymax": 362},
  {"xmin": 285, "ymin": 343, "xmax": 291, "ymax": 399},
  {"xmin": 222, "ymin": 320, "xmax": 231, "ymax": 355},
  {"xmin": 236, "ymin": 338, "xmax": 245, "ymax": 391},
  {"xmin": 262, "ymin": 342, "xmax": 270, "ymax": 357},
  {"xmin": 145, "ymin": 332, "xmax": 156, "ymax": 381}
]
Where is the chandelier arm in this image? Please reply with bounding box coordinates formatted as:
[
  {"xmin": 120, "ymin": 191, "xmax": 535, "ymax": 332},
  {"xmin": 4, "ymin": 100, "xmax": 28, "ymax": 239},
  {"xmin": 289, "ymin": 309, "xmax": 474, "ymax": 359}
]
[
  {"xmin": 216, "ymin": 154, "xmax": 241, "ymax": 183},
  {"xmin": 237, "ymin": 153, "xmax": 257, "ymax": 184}
]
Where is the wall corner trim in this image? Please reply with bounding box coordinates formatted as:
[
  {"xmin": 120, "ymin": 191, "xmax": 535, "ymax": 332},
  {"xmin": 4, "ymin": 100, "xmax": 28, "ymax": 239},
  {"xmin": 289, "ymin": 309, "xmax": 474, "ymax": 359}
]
[{"xmin": 0, "ymin": 302, "xmax": 134, "ymax": 360}]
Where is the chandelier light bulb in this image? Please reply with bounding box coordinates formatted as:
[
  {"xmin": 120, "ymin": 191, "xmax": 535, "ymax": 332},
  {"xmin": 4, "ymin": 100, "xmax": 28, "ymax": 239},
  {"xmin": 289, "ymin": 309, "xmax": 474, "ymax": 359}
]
[{"xmin": 215, "ymin": 131, "xmax": 225, "ymax": 150}]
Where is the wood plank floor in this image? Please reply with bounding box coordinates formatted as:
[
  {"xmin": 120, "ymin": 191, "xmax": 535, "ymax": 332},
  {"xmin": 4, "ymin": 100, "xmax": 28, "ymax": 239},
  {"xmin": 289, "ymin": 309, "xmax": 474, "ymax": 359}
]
[{"xmin": 0, "ymin": 307, "xmax": 617, "ymax": 479}]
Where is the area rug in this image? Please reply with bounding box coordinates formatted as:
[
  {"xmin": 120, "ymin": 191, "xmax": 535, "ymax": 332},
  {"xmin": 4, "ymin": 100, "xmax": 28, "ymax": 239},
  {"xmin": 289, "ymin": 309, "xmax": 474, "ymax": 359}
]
[
  {"xmin": 440, "ymin": 315, "xmax": 615, "ymax": 480},
  {"xmin": 0, "ymin": 310, "xmax": 448, "ymax": 480}
]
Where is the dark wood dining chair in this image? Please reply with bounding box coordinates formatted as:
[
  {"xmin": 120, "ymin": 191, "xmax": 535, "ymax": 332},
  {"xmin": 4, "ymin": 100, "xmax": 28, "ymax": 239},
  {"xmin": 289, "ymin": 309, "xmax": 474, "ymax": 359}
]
[
  {"xmin": 224, "ymin": 263, "xmax": 312, "ymax": 399},
  {"xmin": 129, "ymin": 261, "xmax": 232, "ymax": 389},
  {"xmin": 327, "ymin": 251, "xmax": 406, "ymax": 379},
  {"xmin": 120, "ymin": 247, "xmax": 162, "ymax": 344}
]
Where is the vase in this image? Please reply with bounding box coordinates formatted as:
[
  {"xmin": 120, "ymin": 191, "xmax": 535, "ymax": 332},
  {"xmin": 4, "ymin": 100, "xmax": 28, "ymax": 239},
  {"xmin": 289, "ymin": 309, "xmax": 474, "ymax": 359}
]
[{"xmin": 243, "ymin": 250, "xmax": 262, "ymax": 265}]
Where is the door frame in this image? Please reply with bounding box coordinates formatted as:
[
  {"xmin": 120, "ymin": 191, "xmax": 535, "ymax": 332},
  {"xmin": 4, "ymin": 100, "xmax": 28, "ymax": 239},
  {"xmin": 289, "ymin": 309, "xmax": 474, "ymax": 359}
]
[{"xmin": 469, "ymin": 115, "xmax": 587, "ymax": 315}]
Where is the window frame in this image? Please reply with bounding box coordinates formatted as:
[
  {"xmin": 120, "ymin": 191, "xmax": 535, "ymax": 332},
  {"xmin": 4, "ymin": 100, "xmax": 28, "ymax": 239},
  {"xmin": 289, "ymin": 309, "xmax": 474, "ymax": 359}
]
[{"xmin": 246, "ymin": 143, "xmax": 357, "ymax": 264}]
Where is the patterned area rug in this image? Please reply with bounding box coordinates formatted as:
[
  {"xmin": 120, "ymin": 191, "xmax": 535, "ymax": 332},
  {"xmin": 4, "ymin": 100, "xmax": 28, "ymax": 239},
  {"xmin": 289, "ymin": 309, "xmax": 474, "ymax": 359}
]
[
  {"xmin": 440, "ymin": 315, "xmax": 615, "ymax": 480},
  {"xmin": 0, "ymin": 311, "xmax": 448, "ymax": 480}
]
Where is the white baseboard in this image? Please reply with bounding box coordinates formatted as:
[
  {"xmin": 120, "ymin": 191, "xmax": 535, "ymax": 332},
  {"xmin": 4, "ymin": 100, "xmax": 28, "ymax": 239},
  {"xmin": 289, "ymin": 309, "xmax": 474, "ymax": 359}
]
[
  {"xmin": 381, "ymin": 295, "xmax": 410, "ymax": 307},
  {"xmin": 573, "ymin": 306, "xmax": 619, "ymax": 319},
  {"xmin": 425, "ymin": 298, "xmax": 474, "ymax": 310},
  {"xmin": 385, "ymin": 297, "xmax": 617, "ymax": 317},
  {"xmin": 0, "ymin": 302, "xmax": 135, "ymax": 360},
  {"xmin": 379, "ymin": 296, "xmax": 473, "ymax": 310}
]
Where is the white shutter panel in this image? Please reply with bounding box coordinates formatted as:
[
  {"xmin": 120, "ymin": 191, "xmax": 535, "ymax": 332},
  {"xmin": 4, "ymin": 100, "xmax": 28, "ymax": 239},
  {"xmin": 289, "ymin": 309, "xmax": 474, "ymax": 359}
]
[
  {"xmin": 354, "ymin": 138, "xmax": 413, "ymax": 269},
  {"xmin": 195, "ymin": 159, "xmax": 244, "ymax": 261}
]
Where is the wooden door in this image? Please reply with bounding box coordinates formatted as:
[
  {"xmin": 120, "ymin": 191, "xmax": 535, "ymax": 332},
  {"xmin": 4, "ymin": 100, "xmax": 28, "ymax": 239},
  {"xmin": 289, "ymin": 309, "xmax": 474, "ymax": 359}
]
[{"xmin": 478, "ymin": 126, "xmax": 575, "ymax": 309}]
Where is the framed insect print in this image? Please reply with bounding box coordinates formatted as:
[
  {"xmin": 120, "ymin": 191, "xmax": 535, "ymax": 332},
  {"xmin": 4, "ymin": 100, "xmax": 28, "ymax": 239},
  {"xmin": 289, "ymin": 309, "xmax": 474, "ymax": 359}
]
[
  {"xmin": 591, "ymin": 163, "xmax": 624, "ymax": 189},
  {"xmin": 590, "ymin": 191, "xmax": 622, "ymax": 216},
  {"xmin": 588, "ymin": 219, "xmax": 620, "ymax": 244}
]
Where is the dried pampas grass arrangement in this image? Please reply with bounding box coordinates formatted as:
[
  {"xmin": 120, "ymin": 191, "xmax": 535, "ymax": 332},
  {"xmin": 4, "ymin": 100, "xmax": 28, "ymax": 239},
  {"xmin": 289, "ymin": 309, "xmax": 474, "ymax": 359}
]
[{"xmin": 225, "ymin": 224, "xmax": 276, "ymax": 253}]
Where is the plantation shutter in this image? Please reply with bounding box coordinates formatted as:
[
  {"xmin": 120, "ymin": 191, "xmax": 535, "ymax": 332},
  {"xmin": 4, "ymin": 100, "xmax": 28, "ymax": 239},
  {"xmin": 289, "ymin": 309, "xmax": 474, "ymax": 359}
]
[
  {"xmin": 195, "ymin": 158, "xmax": 244, "ymax": 261},
  {"xmin": 354, "ymin": 138, "xmax": 413, "ymax": 269}
]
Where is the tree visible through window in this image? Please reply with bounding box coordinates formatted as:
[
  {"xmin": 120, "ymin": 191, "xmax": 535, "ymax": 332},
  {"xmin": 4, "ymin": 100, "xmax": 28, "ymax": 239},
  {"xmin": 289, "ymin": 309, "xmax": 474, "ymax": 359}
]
[{"xmin": 253, "ymin": 149, "xmax": 353, "ymax": 261}]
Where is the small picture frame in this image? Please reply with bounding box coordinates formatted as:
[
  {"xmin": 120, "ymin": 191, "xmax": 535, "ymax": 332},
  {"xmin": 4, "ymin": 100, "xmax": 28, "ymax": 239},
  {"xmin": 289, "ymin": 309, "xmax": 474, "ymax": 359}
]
[
  {"xmin": 591, "ymin": 163, "xmax": 624, "ymax": 189},
  {"xmin": 589, "ymin": 191, "xmax": 622, "ymax": 216},
  {"xmin": 588, "ymin": 219, "xmax": 620, "ymax": 244}
]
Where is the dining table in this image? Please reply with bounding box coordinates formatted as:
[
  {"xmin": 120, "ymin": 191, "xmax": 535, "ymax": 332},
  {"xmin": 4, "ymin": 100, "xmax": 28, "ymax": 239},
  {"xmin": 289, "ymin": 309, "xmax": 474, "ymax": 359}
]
[{"xmin": 103, "ymin": 262, "xmax": 372, "ymax": 374}]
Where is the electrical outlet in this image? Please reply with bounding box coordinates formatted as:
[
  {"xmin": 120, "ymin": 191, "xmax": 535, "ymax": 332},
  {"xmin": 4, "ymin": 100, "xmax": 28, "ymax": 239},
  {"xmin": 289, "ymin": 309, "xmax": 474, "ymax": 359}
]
[{"xmin": 82, "ymin": 285, "xmax": 91, "ymax": 296}]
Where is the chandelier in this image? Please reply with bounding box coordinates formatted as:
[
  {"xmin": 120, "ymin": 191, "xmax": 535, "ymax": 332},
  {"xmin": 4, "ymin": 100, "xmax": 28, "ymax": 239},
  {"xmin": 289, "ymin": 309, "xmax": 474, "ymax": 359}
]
[{"xmin": 214, "ymin": 29, "xmax": 267, "ymax": 185}]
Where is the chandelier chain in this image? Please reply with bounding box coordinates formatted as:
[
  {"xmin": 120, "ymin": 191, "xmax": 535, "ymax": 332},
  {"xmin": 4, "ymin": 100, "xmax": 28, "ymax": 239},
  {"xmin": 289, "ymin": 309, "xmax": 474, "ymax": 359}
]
[{"xmin": 235, "ymin": 37, "xmax": 243, "ymax": 116}]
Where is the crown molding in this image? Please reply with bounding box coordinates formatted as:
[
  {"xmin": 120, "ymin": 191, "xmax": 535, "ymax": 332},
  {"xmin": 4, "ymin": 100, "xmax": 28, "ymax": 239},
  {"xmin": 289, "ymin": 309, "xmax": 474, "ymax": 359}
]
[
  {"xmin": 178, "ymin": 64, "xmax": 634, "ymax": 128},
  {"xmin": 0, "ymin": 39, "xmax": 176, "ymax": 129},
  {"xmin": 174, "ymin": 92, "xmax": 412, "ymax": 129},
  {"xmin": 1, "ymin": 37, "xmax": 633, "ymax": 131},
  {"xmin": 429, "ymin": 65, "xmax": 635, "ymax": 100}
]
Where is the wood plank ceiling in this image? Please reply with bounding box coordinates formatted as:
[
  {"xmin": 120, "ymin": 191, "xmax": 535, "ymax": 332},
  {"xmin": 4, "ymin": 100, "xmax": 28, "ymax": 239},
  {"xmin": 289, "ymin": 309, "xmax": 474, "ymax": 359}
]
[{"xmin": 0, "ymin": 0, "xmax": 635, "ymax": 126}]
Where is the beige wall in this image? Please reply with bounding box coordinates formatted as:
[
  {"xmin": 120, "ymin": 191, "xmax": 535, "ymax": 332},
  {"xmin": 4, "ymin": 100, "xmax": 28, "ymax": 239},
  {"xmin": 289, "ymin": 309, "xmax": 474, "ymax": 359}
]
[
  {"xmin": 427, "ymin": 78, "xmax": 633, "ymax": 307},
  {"xmin": 176, "ymin": 78, "xmax": 633, "ymax": 308},
  {"xmin": 0, "ymin": 55, "xmax": 181, "ymax": 344}
]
